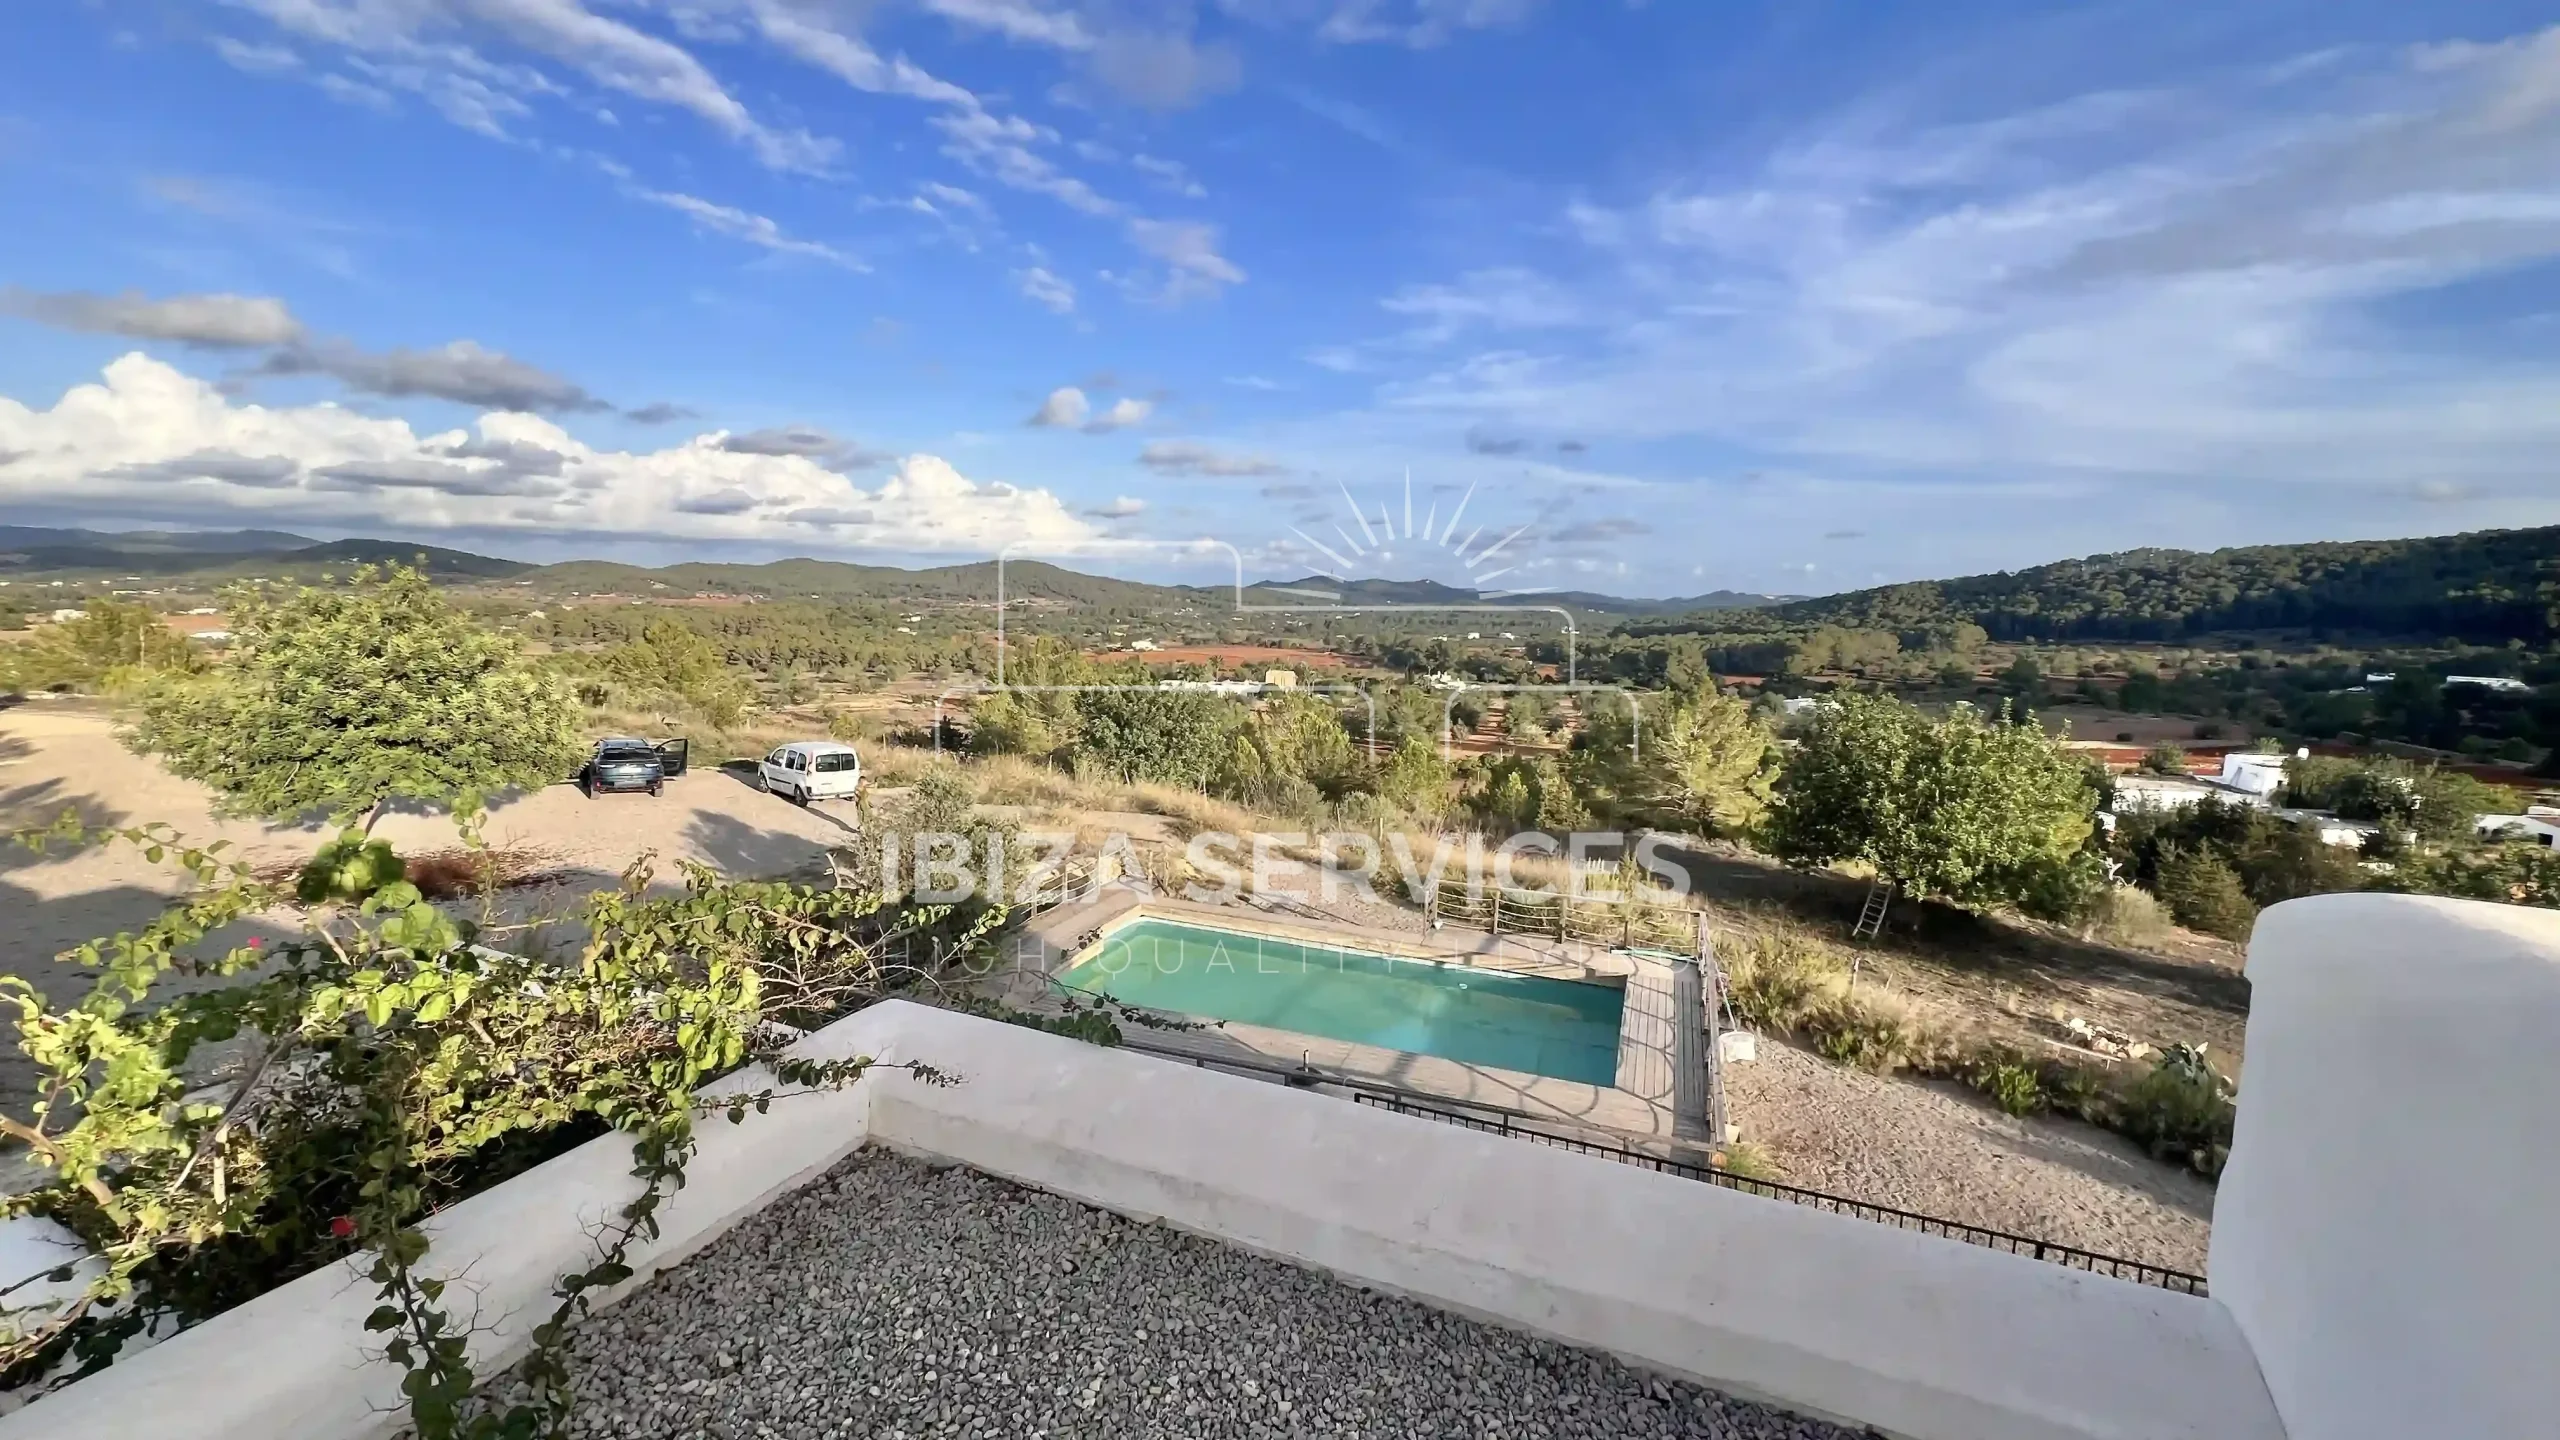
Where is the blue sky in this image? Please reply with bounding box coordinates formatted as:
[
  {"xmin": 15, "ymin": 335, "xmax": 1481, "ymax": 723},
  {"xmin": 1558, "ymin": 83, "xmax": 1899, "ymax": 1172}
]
[{"xmin": 3, "ymin": 1, "xmax": 2558, "ymax": 598}]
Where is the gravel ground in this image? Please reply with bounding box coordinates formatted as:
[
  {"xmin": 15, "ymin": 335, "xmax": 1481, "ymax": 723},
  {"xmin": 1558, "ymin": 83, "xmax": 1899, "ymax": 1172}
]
[
  {"xmin": 1725, "ymin": 1040, "xmax": 2213, "ymax": 1275},
  {"xmin": 521, "ymin": 1150, "xmax": 1873, "ymax": 1440}
]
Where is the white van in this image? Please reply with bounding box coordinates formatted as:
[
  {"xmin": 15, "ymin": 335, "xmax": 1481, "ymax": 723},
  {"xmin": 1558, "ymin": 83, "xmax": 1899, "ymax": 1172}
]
[{"xmin": 759, "ymin": 740, "xmax": 862, "ymax": 805}]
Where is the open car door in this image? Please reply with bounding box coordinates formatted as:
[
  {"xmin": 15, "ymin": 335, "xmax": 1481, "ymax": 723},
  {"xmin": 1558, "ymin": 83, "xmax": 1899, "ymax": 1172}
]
[{"xmin": 653, "ymin": 736, "xmax": 690, "ymax": 778}]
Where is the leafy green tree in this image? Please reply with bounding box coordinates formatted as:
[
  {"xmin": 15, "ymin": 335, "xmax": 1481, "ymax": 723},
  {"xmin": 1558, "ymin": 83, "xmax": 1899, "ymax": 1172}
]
[
  {"xmin": 3, "ymin": 599, "xmax": 203, "ymax": 694},
  {"xmin": 126, "ymin": 566, "xmax": 582, "ymax": 830},
  {"xmin": 1377, "ymin": 738, "xmax": 1453, "ymax": 816},
  {"xmin": 1763, "ymin": 694, "xmax": 2097, "ymax": 910},
  {"xmin": 1579, "ymin": 691, "xmax": 1775, "ymax": 835},
  {"xmin": 1476, "ymin": 760, "xmax": 1536, "ymax": 829},
  {"xmin": 965, "ymin": 691, "xmax": 1061, "ymax": 760},
  {"xmin": 1999, "ymin": 652, "xmax": 2045, "ymax": 699},
  {"xmin": 1210, "ymin": 731, "xmax": 1270, "ymax": 802},
  {"xmin": 1072, "ymin": 688, "xmax": 1241, "ymax": 785},
  {"xmin": 2388, "ymin": 839, "xmax": 2560, "ymax": 909},
  {"xmin": 1255, "ymin": 693, "xmax": 1364, "ymax": 793},
  {"xmin": 1531, "ymin": 756, "xmax": 1589, "ymax": 832},
  {"xmin": 600, "ymin": 616, "xmax": 748, "ymax": 727},
  {"xmin": 1650, "ymin": 692, "xmax": 1776, "ymax": 834},
  {"xmin": 1505, "ymin": 692, "xmax": 1549, "ymax": 741},
  {"xmin": 2155, "ymin": 848, "xmax": 2259, "ymax": 940}
]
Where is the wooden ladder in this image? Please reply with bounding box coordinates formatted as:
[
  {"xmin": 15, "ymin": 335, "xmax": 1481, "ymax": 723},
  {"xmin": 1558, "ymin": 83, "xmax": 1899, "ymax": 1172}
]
[{"xmin": 1851, "ymin": 878, "xmax": 1894, "ymax": 941}]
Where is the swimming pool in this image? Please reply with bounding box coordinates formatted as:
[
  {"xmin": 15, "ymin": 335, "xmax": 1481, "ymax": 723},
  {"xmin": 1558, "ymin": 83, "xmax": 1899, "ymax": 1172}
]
[{"xmin": 1054, "ymin": 918, "xmax": 1624, "ymax": 1086}]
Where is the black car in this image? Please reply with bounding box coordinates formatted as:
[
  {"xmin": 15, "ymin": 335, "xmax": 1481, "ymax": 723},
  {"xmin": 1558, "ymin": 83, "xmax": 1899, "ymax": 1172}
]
[{"xmin": 580, "ymin": 736, "xmax": 688, "ymax": 797}]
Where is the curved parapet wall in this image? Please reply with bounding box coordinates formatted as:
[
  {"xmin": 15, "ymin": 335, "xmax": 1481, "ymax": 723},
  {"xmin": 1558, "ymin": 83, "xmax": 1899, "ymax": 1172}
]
[{"xmin": 2214, "ymin": 893, "xmax": 2560, "ymax": 1440}]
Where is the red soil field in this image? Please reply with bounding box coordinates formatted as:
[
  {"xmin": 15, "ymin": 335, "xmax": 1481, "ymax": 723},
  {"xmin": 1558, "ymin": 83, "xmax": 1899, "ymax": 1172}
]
[{"xmin": 1117, "ymin": 645, "xmax": 1355, "ymax": 670}]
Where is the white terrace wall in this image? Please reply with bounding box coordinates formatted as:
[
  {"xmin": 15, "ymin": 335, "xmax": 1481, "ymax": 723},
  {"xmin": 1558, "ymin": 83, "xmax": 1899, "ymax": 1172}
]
[{"xmin": 2211, "ymin": 894, "xmax": 2560, "ymax": 1440}]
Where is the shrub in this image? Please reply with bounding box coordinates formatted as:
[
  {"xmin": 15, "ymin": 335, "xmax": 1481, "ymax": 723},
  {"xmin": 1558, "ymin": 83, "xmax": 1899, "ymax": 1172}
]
[
  {"xmin": 2084, "ymin": 883, "xmax": 2173, "ymax": 948},
  {"xmin": 2141, "ymin": 742, "xmax": 2189, "ymax": 775},
  {"xmin": 1723, "ymin": 926, "xmax": 1844, "ymax": 1031},
  {"xmin": 1802, "ymin": 993, "xmax": 1910, "ymax": 1073},
  {"xmin": 1717, "ymin": 1141, "xmax": 1777, "ymax": 1180},
  {"xmin": 2119, "ymin": 1044, "xmax": 2236, "ymax": 1178},
  {"xmin": 2155, "ymin": 848, "xmax": 2258, "ymax": 940},
  {"xmin": 1973, "ymin": 1053, "xmax": 2047, "ymax": 1116}
]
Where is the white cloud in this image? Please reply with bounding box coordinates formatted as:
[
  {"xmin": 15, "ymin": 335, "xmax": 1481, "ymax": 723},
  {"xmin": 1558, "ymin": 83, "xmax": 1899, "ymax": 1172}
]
[
  {"xmin": 920, "ymin": 180, "xmax": 993, "ymax": 216},
  {"xmin": 1086, "ymin": 495, "xmax": 1147, "ymax": 517},
  {"xmin": 1130, "ymin": 152, "xmax": 1208, "ymax": 198},
  {"xmin": 1027, "ymin": 386, "xmax": 1091, "ymax": 426},
  {"xmin": 1125, "ymin": 218, "xmax": 1245, "ymax": 301},
  {"xmin": 0, "ymin": 354, "xmax": 1101, "ymax": 552},
  {"xmin": 212, "ymin": 36, "xmax": 302, "ymax": 74},
  {"xmin": 1027, "ymin": 386, "xmax": 1151, "ymax": 430},
  {"xmin": 317, "ymin": 71, "xmax": 400, "ymax": 112},
  {"xmin": 1082, "ymin": 396, "xmax": 1152, "ymax": 432},
  {"xmin": 1016, "ymin": 265, "xmax": 1078, "ymax": 314},
  {"xmin": 921, "ymin": 0, "xmax": 1092, "ymax": 50},
  {"xmin": 232, "ymin": 0, "xmax": 837, "ymax": 170},
  {"xmin": 630, "ymin": 188, "xmax": 867, "ymax": 270},
  {"xmin": 730, "ymin": 0, "xmax": 978, "ymax": 107},
  {"xmin": 1332, "ymin": 25, "xmax": 2560, "ymax": 493},
  {"xmin": 1308, "ymin": 0, "xmax": 1544, "ymax": 48},
  {"xmin": 934, "ymin": 105, "xmax": 1118, "ymax": 216}
]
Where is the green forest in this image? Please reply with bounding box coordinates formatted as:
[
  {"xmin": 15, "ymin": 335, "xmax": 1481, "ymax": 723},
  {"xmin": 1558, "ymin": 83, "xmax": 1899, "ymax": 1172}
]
[{"xmin": 1633, "ymin": 524, "xmax": 2560, "ymax": 646}]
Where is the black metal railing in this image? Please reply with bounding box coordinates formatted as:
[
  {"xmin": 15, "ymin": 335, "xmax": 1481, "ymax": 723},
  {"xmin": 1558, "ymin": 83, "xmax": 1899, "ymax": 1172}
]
[{"xmin": 1350, "ymin": 1090, "xmax": 2208, "ymax": 1295}]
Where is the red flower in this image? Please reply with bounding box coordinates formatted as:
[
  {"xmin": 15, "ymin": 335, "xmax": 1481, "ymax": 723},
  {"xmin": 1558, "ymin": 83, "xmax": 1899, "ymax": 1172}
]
[
  {"xmin": 329, "ymin": 1216, "xmax": 356, "ymax": 1240},
  {"xmin": 245, "ymin": 937, "xmax": 265, "ymax": 950}
]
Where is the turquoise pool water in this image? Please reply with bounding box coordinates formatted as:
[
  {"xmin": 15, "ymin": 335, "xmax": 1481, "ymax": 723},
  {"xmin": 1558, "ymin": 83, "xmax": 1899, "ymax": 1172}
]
[{"xmin": 1054, "ymin": 918, "xmax": 1623, "ymax": 1086}]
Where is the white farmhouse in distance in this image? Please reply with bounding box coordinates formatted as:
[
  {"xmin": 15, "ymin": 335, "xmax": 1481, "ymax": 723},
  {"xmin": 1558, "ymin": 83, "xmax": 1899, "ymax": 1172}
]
[
  {"xmin": 2444, "ymin": 675, "xmax": 2531, "ymax": 693},
  {"xmin": 2216, "ymin": 751, "xmax": 2292, "ymax": 798}
]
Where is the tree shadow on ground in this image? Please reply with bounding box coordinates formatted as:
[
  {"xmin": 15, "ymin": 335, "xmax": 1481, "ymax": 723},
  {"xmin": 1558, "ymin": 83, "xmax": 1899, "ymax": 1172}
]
[
  {"xmin": 0, "ymin": 871, "xmax": 302, "ymax": 1131},
  {"xmin": 682, "ymin": 808, "xmax": 844, "ymax": 879},
  {"xmin": 0, "ymin": 769, "xmax": 130, "ymax": 837}
]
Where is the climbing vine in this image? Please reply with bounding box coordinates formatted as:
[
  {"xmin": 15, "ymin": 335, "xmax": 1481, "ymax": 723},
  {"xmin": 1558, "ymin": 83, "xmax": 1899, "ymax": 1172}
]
[{"xmin": 0, "ymin": 813, "xmax": 1001, "ymax": 1436}]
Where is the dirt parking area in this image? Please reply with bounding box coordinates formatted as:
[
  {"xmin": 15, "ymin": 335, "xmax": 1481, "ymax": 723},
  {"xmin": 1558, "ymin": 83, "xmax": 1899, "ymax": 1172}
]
[{"xmin": 0, "ymin": 701, "xmax": 862, "ymax": 984}]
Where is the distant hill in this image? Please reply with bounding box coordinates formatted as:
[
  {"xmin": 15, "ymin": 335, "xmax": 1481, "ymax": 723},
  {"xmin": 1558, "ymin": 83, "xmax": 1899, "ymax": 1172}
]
[
  {"xmin": 0, "ymin": 525, "xmax": 316, "ymax": 556},
  {"xmin": 0, "ymin": 525, "xmax": 1764, "ymax": 613},
  {"xmin": 528, "ymin": 557, "xmax": 1190, "ymax": 607},
  {"xmin": 0, "ymin": 527, "xmax": 529, "ymax": 582},
  {"xmin": 1242, "ymin": 576, "xmax": 1792, "ymax": 616},
  {"xmin": 36, "ymin": 520, "xmax": 2546, "ymax": 645},
  {"xmin": 1630, "ymin": 525, "xmax": 2560, "ymax": 645}
]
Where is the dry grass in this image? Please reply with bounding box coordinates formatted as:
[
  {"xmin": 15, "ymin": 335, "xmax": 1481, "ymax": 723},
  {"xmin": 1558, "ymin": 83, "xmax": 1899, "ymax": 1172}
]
[
  {"xmin": 1715, "ymin": 905, "xmax": 2231, "ymax": 1178},
  {"xmin": 2082, "ymin": 884, "xmax": 2174, "ymax": 949}
]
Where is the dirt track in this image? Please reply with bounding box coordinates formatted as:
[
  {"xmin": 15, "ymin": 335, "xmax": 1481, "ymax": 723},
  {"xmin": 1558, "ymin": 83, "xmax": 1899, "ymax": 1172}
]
[{"xmin": 0, "ymin": 700, "xmax": 858, "ymax": 983}]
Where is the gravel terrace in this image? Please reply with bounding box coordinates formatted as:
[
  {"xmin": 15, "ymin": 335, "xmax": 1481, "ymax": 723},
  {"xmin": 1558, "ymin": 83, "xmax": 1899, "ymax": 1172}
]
[
  {"xmin": 519, "ymin": 1150, "xmax": 1872, "ymax": 1440},
  {"xmin": 1725, "ymin": 1040, "xmax": 2214, "ymax": 1275}
]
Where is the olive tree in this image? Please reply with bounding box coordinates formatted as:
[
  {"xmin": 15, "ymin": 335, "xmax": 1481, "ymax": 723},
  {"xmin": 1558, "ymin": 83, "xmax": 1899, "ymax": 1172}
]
[
  {"xmin": 1071, "ymin": 687, "xmax": 1242, "ymax": 786},
  {"xmin": 1763, "ymin": 693, "xmax": 2099, "ymax": 912},
  {"xmin": 127, "ymin": 565, "xmax": 582, "ymax": 830}
]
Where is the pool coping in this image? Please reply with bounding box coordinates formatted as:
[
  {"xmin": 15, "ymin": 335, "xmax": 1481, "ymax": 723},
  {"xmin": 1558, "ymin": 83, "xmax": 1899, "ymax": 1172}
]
[{"xmin": 1002, "ymin": 886, "xmax": 1699, "ymax": 1140}]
